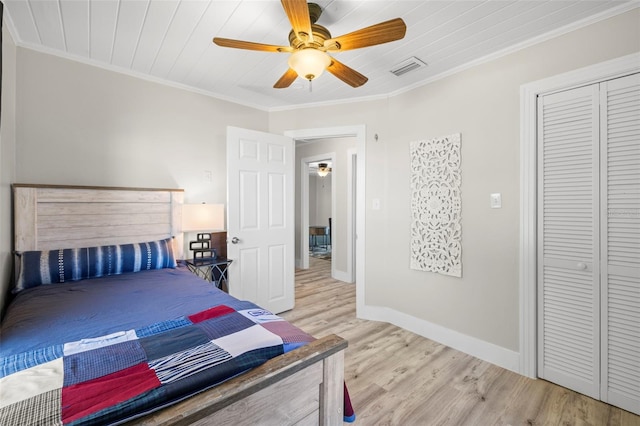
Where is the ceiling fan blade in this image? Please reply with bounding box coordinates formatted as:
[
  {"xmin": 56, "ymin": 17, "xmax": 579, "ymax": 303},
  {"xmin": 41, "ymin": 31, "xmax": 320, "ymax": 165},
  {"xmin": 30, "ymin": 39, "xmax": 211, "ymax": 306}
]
[
  {"xmin": 280, "ymin": 0, "xmax": 313, "ymax": 42},
  {"xmin": 274, "ymin": 68, "xmax": 299, "ymax": 89},
  {"xmin": 213, "ymin": 37, "xmax": 292, "ymax": 53},
  {"xmin": 324, "ymin": 18, "xmax": 407, "ymax": 51},
  {"xmin": 326, "ymin": 58, "xmax": 368, "ymax": 88}
]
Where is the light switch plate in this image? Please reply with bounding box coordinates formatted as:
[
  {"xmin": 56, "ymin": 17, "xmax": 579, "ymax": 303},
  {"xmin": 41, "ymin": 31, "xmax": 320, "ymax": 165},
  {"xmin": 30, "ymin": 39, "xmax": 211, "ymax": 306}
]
[
  {"xmin": 372, "ymin": 198, "xmax": 381, "ymax": 210},
  {"xmin": 490, "ymin": 193, "xmax": 502, "ymax": 209}
]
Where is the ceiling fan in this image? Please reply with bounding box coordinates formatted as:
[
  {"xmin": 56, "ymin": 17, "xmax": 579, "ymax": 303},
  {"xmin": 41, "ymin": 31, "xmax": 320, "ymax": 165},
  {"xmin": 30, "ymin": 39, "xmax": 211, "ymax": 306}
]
[
  {"xmin": 308, "ymin": 162, "xmax": 331, "ymax": 176},
  {"xmin": 316, "ymin": 163, "xmax": 332, "ymax": 177},
  {"xmin": 213, "ymin": 0, "xmax": 407, "ymax": 89}
]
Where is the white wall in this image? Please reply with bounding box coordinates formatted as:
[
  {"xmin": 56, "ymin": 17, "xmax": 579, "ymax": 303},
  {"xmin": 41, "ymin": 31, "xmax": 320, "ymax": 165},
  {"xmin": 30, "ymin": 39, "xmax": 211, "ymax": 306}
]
[
  {"xmin": 15, "ymin": 48, "xmax": 268, "ymax": 199},
  {"xmin": 311, "ymin": 173, "xmax": 331, "ymax": 228},
  {"xmin": 13, "ymin": 48, "xmax": 269, "ymax": 259},
  {"xmin": 270, "ymin": 9, "xmax": 640, "ymax": 358},
  {"xmin": 308, "ymin": 174, "xmax": 318, "ymax": 225},
  {"xmin": 3, "ymin": 40, "xmax": 270, "ymax": 311},
  {"xmin": 1, "ymin": 19, "xmax": 17, "ymax": 316}
]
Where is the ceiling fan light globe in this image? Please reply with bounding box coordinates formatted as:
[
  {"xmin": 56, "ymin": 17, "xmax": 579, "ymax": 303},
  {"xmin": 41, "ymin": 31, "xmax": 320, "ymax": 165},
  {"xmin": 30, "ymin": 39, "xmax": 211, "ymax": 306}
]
[
  {"xmin": 288, "ymin": 49, "xmax": 331, "ymax": 81},
  {"xmin": 317, "ymin": 162, "xmax": 331, "ymax": 177}
]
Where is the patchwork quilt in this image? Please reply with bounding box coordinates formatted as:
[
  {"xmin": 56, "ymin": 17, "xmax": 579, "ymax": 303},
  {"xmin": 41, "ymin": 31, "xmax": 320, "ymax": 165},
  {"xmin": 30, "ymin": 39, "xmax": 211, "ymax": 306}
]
[{"xmin": 0, "ymin": 303, "xmax": 315, "ymax": 425}]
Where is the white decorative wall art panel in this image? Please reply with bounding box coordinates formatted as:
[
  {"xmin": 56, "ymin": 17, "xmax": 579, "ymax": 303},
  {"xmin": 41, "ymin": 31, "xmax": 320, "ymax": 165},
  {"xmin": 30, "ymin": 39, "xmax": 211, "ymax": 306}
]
[{"xmin": 410, "ymin": 133, "xmax": 462, "ymax": 277}]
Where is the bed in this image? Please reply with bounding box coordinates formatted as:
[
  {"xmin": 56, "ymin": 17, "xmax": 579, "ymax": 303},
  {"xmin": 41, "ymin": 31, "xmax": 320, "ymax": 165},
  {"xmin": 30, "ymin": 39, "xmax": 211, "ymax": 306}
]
[{"xmin": 1, "ymin": 184, "xmax": 352, "ymax": 425}]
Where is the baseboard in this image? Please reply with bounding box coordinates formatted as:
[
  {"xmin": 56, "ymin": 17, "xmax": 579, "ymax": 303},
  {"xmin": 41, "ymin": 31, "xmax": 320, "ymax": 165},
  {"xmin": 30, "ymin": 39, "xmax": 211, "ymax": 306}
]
[
  {"xmin": 332, "ymin": 269, "xmax": 354, "ymax": 283},
  {"xmin": 359, "ymin": 304, "xmax": 520, "ymax": 374}
]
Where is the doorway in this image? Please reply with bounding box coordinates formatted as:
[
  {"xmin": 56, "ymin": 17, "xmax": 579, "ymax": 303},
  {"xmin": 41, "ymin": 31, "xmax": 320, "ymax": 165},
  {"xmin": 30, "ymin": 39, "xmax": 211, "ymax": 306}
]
[
  {"xmin": 520, "ymin": 53, "xmax": 639, "ymax": 381},
  {"xmin": 298, "ymin": 141, "xmax": 355, "ymax": 283},
  {"xmin": 285, "ymin": 126, "xmax": 365, "ymax": 313},
  {"xmin": 307, "ymin": 158, "xmax": 333, "ymax": 261},
  {"xmin": 299, "ymin": 151, "xmax": 336, "ymax": 277},
  {"xmin": 536, "ymin": 75, "xmax": 639, "ymax": 412}
]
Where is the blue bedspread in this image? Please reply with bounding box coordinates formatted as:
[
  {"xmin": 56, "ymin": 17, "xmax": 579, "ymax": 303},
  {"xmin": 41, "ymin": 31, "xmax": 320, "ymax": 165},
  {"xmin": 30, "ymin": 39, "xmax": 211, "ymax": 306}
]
[
  {"xmin": 0, "ymin": 267, "xmax": 315, "ymax": 425},
  {"xmin": 1, "ymin": 267, "xmax": 246, "ymax": 357}
]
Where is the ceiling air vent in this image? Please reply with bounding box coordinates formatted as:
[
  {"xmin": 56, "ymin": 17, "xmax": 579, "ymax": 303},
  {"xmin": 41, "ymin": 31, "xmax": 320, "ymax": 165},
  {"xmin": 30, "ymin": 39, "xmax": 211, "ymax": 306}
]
[{"xmin": 390, "ymin": 57, "xmax": 428, "ymax": 77}]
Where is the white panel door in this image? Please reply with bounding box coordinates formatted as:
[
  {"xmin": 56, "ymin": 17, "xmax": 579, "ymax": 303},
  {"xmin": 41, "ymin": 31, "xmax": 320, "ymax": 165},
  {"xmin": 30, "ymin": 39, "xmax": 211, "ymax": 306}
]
[
  {"xmin": 227, "ymin": 126, "xmax": 295, "ymax": 314},
  {"xmin": 537, "ymin": 84, "xmax": 600, "ymax": 399},
  {"xmin": 600, "ymin": 73, "xmax": 640, "ymax": 414}
]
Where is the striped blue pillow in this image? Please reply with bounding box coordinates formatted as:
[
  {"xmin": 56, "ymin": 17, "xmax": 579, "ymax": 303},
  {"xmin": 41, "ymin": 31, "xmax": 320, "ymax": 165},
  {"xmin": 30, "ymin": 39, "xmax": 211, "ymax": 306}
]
[{"xmin": 14, "ymin": 238, "xmax": 176, "ymax": 294}]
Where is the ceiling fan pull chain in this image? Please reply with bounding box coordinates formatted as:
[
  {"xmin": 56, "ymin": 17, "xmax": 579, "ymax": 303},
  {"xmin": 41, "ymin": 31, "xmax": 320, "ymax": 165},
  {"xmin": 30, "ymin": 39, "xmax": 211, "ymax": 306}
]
[{"xmin": 309, "ymin": 80, "xmax": 313, "ymax": 93}]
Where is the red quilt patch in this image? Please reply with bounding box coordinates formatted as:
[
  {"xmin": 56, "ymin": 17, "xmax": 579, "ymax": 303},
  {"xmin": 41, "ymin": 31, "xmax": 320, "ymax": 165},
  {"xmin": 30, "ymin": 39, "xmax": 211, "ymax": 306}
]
[
  {"xmin": 188, "ymin": 305, "xmax": 234, "ymax": 323},
  {"xmin": 61, "ymin": 363, "xmax": 161, "ymax": 423}
]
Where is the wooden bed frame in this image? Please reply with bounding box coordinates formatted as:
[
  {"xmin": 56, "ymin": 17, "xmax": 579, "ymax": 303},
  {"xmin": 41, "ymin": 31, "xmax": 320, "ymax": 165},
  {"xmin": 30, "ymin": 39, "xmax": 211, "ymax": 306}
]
[{"xmin": 12, "ymin": 183, "xmax": 347, "ymax": 425}]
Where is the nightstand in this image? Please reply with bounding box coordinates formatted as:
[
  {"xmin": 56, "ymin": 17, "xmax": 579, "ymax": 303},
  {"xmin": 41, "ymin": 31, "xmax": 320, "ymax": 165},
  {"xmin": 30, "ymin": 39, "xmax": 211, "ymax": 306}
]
[{"xmin": 185, "ymin": 257, "xmax": 233, "ymax": 292}]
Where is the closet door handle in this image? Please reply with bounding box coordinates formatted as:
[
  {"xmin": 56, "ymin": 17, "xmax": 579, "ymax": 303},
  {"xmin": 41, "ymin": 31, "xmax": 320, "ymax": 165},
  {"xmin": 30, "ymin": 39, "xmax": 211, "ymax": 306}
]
[
  {"xmin": 230, "ymin": 237, "xmax": 240, "ymax": 244},
  {"xmin": 577, "ymin": 262, "xmax": 587, "ymax": 270}
]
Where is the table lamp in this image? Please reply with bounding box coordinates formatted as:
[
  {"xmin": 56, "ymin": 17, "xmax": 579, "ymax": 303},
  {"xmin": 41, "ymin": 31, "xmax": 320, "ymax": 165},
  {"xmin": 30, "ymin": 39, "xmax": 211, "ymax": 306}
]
[{"xmin": 182, "ymin": 203, "xmax": 224, "ymax": 261}]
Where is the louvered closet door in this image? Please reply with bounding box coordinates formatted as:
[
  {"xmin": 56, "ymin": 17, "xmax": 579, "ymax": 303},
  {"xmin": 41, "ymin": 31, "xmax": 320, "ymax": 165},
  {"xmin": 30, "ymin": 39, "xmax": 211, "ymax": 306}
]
[
  {"xmin": 600, "ymin": 73, "xmax": 640, "ymax": 414},
  {"xmin": 537, "ymin": 84, "xmax": 600, "ymax": 399}
]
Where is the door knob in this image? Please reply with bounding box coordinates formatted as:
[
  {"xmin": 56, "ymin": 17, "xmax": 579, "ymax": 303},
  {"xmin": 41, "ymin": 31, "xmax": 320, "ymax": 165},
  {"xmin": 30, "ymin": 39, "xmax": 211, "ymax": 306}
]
[
  {"xmin": 577, "ymin": 262, "xmax": 587, "ymax": 270},
  {"xmin": 231, "ymin": 237, "xmax": 240, "ymax": 244}
]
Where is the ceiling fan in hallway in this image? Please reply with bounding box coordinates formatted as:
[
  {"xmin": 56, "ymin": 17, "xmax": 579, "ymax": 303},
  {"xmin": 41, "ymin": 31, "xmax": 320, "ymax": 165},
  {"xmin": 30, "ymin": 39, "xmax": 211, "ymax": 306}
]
[{"xmin": 213, "ymin": 0, "xmax": 407, "ymax": 89}]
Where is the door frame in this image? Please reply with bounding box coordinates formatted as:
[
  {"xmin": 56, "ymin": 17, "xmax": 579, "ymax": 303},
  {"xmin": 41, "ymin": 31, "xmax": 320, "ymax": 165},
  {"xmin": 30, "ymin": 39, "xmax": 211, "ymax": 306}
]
[
  {"xmin": 347, "ymin": 148, "xmax": 357, "ymax": 284},
  {"xmin": 300, "ymin": 151, "xmax": 337, "ymax": 277},
  {"xmin": 519, "ymin": 53, "xmax": 640, "ymax": 378},
  {"xmin": 285, "ymin": 125, "xmax": 365, "ymax": 312}
]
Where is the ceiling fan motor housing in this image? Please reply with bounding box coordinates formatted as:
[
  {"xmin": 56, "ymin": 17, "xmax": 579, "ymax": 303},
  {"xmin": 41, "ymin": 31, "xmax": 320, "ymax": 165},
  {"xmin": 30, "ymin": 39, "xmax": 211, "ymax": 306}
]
[
  {"xmin": 307, "ymin": 3, "xmax": 322, "ymax": 24},
  {"xmin": 288, "ymin": 24, "xmax": 332, "ymax": 49},
  {"xmin": 287, "ymin": 3, "xmax": 340, "ymax": 50}
]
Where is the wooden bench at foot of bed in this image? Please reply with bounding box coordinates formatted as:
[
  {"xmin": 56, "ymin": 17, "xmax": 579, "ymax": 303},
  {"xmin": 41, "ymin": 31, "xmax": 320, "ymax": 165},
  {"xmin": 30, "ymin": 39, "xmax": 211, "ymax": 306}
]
[{"xmin": 131, "ymin": 334, "xmax": 347, "ymax": 426}]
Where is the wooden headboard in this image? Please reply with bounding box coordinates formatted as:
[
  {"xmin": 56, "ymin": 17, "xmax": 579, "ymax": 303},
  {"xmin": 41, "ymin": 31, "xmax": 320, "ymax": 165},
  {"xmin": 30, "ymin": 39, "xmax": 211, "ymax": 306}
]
[{"xmin": 13, "ymin": 184, "xmax": 184, "ymax": 259}]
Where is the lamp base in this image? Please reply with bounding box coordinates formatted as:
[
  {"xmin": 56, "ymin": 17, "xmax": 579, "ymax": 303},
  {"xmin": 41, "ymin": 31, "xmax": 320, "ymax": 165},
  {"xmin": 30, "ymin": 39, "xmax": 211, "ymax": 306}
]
[
  {"xmin": 189, "ymin": 233, "xmax": 218, "ymax": 261},
  {"xmin": 193, "ymin": 249, "xmax": 217, "ymax": 261}
]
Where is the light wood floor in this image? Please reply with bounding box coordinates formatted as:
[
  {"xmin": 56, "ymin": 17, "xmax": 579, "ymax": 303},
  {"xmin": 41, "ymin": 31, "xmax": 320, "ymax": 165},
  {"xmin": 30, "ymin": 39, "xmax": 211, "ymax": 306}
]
[{"xmin": 281, "ymin": 258, "xmax": 640, "ymax": 426}]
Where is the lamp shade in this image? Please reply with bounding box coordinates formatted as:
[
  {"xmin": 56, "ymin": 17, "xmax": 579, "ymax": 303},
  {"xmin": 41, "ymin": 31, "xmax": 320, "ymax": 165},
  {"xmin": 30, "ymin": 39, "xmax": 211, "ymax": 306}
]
[
  {"xmin": 182, "ymin": 203, "xmax": 224, "ymax": 232},
  {"xmin": 288, "ymin": 49, "xmax": 331, "ymax": 81}
]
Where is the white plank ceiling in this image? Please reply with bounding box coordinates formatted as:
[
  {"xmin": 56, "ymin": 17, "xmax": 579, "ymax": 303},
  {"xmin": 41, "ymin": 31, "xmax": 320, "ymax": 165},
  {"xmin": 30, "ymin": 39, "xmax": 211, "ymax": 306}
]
[{"xmin": 3, "ymin": 0, "xmax": 637, "ymax": 110}]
